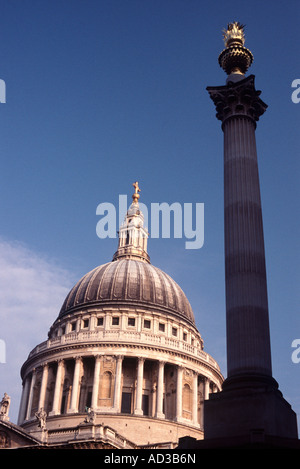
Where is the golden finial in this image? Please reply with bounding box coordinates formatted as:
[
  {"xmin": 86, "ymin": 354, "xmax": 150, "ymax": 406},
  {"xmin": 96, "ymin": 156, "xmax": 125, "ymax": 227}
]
[
  {"xmin": 132, "ymin": 181, "xmax": 141, "ymax": 203},
  {"xmin": 218, "ymin": 22, "xmax": 253, "ymax": 77},
  {"xmin": 222, "ymin": 22, "xmax": 246, "ymax": 47}
]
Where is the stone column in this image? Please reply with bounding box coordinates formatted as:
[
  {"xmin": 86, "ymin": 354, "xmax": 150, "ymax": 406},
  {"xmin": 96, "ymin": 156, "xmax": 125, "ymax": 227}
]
[
  {"xmin": 208, "ymin": 76, "xmax": 272, "ymax": 380},
  {"xmin": 155, "ymin": 361, "xmax": 165, "ymax": 419},
  {"xmin": 113, "ymin": 355, "xmax": 123, "ymax": 412},
  {"xmin": 38, "ymin": 363, "xmax": 49, "ymax": 411},
  {"xmin": 49, "ymin": 359, "xmax": 64, "ymax": 416},
  {"xmin": 18, "ymin": 374, "xmax": 31, "ymax": 423},
  {"xmin": 192, "ymin": 372, "xmax": 198, "ymax": 425},
  {"xmin": 91, "ymin": 355, "xmax": 101, "ymax": 410},
  {"xmin": 134, "ymin": 357, "xmax": 145, "ymax": 415},
  {"xmin": 25, "ymin": 369, "xmax": 36, "ymax": 420},
  {"xmin": 204, "ymin": 377, "xmax": 210, "ymax": 400},
  {"xmin": 18, "ymin": 375, "xmax": 32, "ymax": 424},
  {"xmin": 67, "ymin": 357, "xmax": 82, "ymax": 414},
  {"xmin": 175, "ymin": 366, "xmax": 183, "ymax": 422}
]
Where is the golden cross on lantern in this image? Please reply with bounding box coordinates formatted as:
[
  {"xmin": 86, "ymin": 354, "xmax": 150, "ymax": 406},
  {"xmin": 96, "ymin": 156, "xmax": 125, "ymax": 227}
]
[{"xmin": 132, "ymin": 181, "xmax": 141, "ymax": 203}]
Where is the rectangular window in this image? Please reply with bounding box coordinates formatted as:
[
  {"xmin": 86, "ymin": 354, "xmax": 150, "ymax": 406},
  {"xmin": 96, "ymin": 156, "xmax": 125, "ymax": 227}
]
[
  {"xmin": 83, "ymin": 319, "xmax": 89, "ymax": 328},
  {"xmin": 144, "ymin": 319, "xmax": 151, "ymax": 329},
  {"xmin": 159, "ymin": 323, "xmax": 165, "ymax": 332},
  {"xmin": 183, "ymin": 332, "xmax": 187, "ymax": 342},
  {"xmin": 112, "ymin": 317, "xmax": 119, "ymax": 326},
  {"xmin": 97, "ymin": 317, "xmax": 104, "ymax": 326},
  {"xmin": 142, "ymin": 394, "xmax": 149, "ymax": 416},
  {"xmin": 71, "ymin": 322, "xmax": 76, "ymax": 331},
  {"xmin": 121, "ymin": 392, "xmax": 132, "ymax": 414},
  {"xmin": 128, "ymin": 317, "xmax": 135, "ymax": 327},
  {"xmin": 172, "ymin": 327, "xmax": 177, "ymax": 337}
]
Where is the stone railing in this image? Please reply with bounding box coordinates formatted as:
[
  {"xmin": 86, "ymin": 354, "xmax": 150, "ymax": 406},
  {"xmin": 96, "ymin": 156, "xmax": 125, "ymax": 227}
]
[{"xmin": 27, "ymin": 329, "xmax": 220, "ymax": 372}]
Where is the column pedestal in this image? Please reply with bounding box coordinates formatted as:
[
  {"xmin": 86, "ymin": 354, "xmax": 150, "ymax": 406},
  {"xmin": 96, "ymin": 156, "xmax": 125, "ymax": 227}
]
[{"xmin": 204, "ymin": 374, "xmax": 298, "ymax": 440}]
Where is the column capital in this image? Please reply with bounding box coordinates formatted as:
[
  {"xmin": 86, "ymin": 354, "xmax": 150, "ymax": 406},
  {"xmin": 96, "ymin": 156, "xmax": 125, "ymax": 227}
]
[
  {"xmin": 93, "ymin": 354, "xmax": 103, "ymax": 361},
  {"xmin": 114, "ymin": 354, "xmax": 124, "ymax": 361},
  {"xmin": 207, "ymin": 75, "xmax": 267, "ymax": 126}
]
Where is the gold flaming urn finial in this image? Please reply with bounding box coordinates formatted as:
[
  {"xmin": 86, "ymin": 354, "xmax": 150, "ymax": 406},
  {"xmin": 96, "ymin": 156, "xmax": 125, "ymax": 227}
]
[
  {"xmin": 218, "ymin": 22, "xmax": 253, "ymax": 81},
  {"xmin": 222, "ymin": 21, "xmax": 245, "ymax": 47}
]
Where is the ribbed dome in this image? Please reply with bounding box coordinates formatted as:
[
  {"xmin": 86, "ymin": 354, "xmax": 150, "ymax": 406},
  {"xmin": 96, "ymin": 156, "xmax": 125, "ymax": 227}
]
[{"xmin": 59, "ymin": 259, "xmax": 195, "ymax": 324}]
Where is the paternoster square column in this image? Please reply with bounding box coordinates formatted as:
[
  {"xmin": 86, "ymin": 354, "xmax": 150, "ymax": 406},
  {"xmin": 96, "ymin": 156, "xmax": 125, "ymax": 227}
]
[{"xmin": 204, "ymin": 22, "xmax": 298, "ymax": 441}]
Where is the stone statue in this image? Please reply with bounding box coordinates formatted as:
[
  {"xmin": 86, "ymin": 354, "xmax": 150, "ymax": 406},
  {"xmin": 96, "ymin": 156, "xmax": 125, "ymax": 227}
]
[
  {"xmin": 35, "ymin": 408, "xmax": 47, "ymax": 430},
  {"xmin": 0, "ymin": 393, "xmax": 10, "ymax": 421},
  {"xmin": 84, "ymin": 407, "xmax": 96, "ymax": 424}
]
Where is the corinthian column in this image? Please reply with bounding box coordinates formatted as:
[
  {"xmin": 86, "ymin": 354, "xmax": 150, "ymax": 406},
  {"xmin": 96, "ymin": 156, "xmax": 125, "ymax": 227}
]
[
  {"xmin": 204, "ymin": 22, "xmax": 298, "ymax": 441},
  {"xmin": 209, "ymin": 76, "xmax": 271, "ymax": 379}
]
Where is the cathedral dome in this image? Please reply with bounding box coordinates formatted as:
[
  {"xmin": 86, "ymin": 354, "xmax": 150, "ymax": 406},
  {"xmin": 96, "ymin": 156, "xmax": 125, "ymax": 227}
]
[
  {"xmin": 18, "ymin": 182, "xmax": 223, "ymax": 448},
  {"xmin": 58, "ymin": 259, "xmax": 195, "ymax": 325}
]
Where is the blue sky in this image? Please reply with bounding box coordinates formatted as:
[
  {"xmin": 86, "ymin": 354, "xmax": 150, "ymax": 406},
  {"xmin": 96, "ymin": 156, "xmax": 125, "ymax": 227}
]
[{"xmin": 0, "ymin": 0, "xmax": 299, "ymax": 428}]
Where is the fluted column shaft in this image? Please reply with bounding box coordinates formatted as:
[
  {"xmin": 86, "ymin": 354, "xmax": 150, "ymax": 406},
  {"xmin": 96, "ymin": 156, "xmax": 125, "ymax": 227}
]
[
  {"xmin": 207, "ymin": 76, "xmax": 272, "ymax": 382},
  {"xmin": 223, "ymin": 114, "xmax": 272, "ymax": 378}
]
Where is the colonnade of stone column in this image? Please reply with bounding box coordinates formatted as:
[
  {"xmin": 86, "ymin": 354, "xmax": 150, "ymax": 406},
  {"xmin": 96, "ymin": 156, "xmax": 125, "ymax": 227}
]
[{"xmin": 18, "ymin": 355, "xmax": 218, "ymax": 426}]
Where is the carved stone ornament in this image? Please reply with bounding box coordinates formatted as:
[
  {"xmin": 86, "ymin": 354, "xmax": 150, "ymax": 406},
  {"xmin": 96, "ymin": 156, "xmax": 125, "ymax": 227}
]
[{"xmin": 207, "ymin": 75, "xmax": 267, "ymax": 125}]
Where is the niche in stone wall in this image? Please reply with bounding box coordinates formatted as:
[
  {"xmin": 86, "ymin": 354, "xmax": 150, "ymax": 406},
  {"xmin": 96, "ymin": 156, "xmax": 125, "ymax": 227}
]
[{"xmin": 98, "ymin": 356, "xmax": 115, "ymax": 408}]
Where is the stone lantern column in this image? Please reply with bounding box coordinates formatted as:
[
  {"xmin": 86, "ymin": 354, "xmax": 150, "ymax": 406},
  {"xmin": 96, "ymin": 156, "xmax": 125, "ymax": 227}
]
[{"xmin": 204, "ymin": 22, "xmax": 298, "ymax": 441}]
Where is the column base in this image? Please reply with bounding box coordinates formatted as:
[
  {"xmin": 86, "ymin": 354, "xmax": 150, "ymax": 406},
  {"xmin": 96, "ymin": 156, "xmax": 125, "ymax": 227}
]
[
  {"xmin": 204, "ymin": 373, "xmax": 298, "ymax": 441},
  {"xmin": 155, "ymin": 412, "xmax": 165, "ymax": 419},
  {"xmin": 134, "ymin": 409, "xmax": 144, "ymax": 416},
  {"xmin": 66, "ymin": 408, "xmax": 78, "ymax": 414}
]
